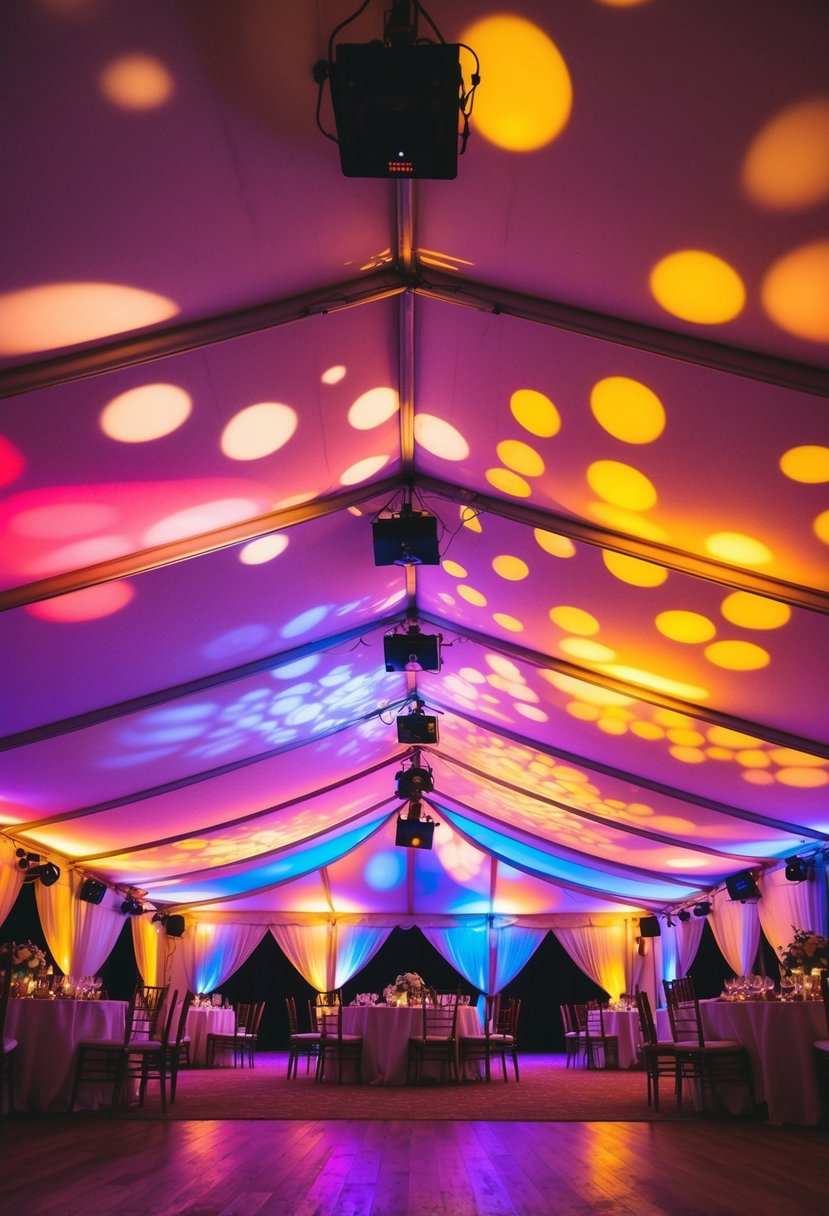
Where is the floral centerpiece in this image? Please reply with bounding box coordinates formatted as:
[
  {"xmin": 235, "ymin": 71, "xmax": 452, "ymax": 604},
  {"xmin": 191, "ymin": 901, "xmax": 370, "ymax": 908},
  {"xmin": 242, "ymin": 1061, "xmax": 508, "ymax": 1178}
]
[
  {"xmin": 778, "ymin": 927, "xmax": 829, "ymax": 974},
  {"xmin": 384, "ymin": 972, "xmax": 427, "ymax": 1005}
]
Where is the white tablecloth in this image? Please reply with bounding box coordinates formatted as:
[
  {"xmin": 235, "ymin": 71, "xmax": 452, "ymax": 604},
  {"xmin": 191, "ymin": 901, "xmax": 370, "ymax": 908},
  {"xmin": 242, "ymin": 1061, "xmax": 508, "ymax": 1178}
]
[
  {"xmin": 656, "ymin": 999, "xmax": 826, "ymax": 1125},
  {"xmin": 5, "ymin": 997, "xmax": 128, "ymax": 1112},
  {"xmin": 185, "ymin": 1005, "xmax": 236, "ymax": 1065},
  {"xmin": 339, "ymin": 1004, "xmax": 482, "ymax": 1084},
  {"xmin": 601, "ymin": 1010, "xmax": 641, "ymax": 1069}
]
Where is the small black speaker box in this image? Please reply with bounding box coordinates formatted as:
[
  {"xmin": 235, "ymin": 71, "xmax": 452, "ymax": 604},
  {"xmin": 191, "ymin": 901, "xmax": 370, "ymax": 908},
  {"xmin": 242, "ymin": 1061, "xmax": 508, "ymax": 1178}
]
[
  {"xmin": 725, "ymin": 870, "xmax": 760, "ymax": 901},
  {"xmin": 639, "ymin": 915, "xmax": 661, "ymax": 938},
  {"xmin": 396, "ymin": 713, "xmax": 439, "ymax": 744},
  {"xmin": 165, "ymin": 914, "xmax": 185, "ymax": 938},
  {"xmin": 79, "ymin": 878, "xmax": 106, "ymax": 905}
]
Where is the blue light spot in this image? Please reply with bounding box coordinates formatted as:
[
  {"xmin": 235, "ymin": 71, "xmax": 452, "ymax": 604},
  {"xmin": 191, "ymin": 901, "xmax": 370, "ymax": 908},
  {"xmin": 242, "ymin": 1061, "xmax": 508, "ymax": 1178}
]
[
  {"xmin": 272, "ymin": 655, "xmax": 320, "ymax": 679},
  {"xmin": 281, "ymin": 605, "xmax": 330, "ymax": 638},
  {"xmin": 365, "ymin": 850, "xmax": 405, "ymax": 890},
  {"xmin": 204, "ymin": 624, "xmax": 270, "ymax": 660},
  {"xmin": 142, "ymin": 703, "xmax": 218, "ymax": 724}
]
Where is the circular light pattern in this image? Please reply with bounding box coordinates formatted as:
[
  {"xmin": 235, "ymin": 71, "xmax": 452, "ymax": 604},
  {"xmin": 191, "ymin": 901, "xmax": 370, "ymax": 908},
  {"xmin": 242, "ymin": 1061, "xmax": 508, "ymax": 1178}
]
[
  {"xmin": 99, "ymin": 54, "xmax": 174, "ymax": 109},
  {"xmin": 704, "ymin": 640, "xmax": 770, "ymax": 670},
  {"xmin": 549, "ymin": 605, "xmax": 599, "ymax": 635},
  {"xmin": 458, "ymin": 584, "xmax": 487, "ymax": 606},
  {"xmin": 0, "ymin": 282, "xmax": 179, "ymax": 356},
  {"xmin": 630, "ymin": 720, "xmax": 664, "ymax": 740},
  {"xmin": 442, "ymin": 560, "xmax": 467, "ymax": 578},
  {"xmin": 706, "ymin": 725, "xmax": 762, "ymax": 749},
  {"xmin": 742, "ymin": 98, "xmax": 829, "ymax": 210},
  {"xmin": 414, "ymin": 414, "xmax": 470, "ymax": 460},
  {"xmin": 655, "ymin": 610, "xmax": 716, "ymax": 644},
  {"xmin": 25, "ymin": 580, "xmax": 134, "ymax": 622},
  {"xmin": 11, "ymin": 500, "xmax": 119, "ymax": 539},
  {"xmin": 340, "ymin": 455, "xmax": 390, "ymax": 484},
  {"xmin": 649, "ymin": 250, "xmax": 746, "ymax": 324},
  {"xmin": 780, "ymin": 444, "xmax": 829, "ymax": 483},
  {"xmin": 602, "ymin": 551, "xmax": 667, "ymax": 587},
  {"xmin": 486, "ymin": 468, "xmax": 532, "ymax": 497},
  {"xmin": 761, "ymin": 241, "xmax": 829, "ymax": 342},
  {"xmin": 26, "ymin": 534, "xmax": 131, "ymax": 576},
  {"xmin": 144, "ymin": 498, "xmax": 258, "ymax": 545},
  {"xmin": 220, "ymin": 402, "xmax": 298, "ymax": 460},
  {"xmin": 704, "ymin": 532, "xmax": 772, "ymax": 565},
  {"xmin": 486, "ymin": 654, "xmax": 523, "ymax": 681},
  {"xmin": 669, "ymin": 746, "xmax": 706, "ymax": 765},
  {"xmin": 666, "ymin": 728, "xmax": 705, "ymax": 747},
  {"xmin": 492, "ymin": 612, "xmax": 523, "ymax": 632},
  {"xmin": 321, "ymin": 365, "xmax": 346, "ymax": 385},
  {"xmin": 776, "ymin": 768, "xmax": 829, "ymax": 788},
  {"xmin": 239, "ymin": 535, "xmax": 289, "ymax": 565},
  {"xmin": 590, "ymin": 377, "xmax": 666, "ymax": 444},
  {"xmin": 515, "ymin": 703, "xmax": 548, "ymax": 722},
  {"xmin": 586, "ymin": 460, "xmax": 657, "ymax": 510},
  {"xmin": 510, "ymin": 388, "xmax": 561, "ymax": 437},
  {"xmin": 589, "ymin": 504, "xmax": 666, "ymax": 540},
  {"xmin": 496, "ymin": 439, "xmax": 545, "ymax": 477},
  {"xmin": 534, "ymin": 529, "xmax": 575, "ymax": 558},
  {"xmin": 347, "ymin": 386, "xmax": 398, "ymax": 430},
  {"xmin": 597, "ymin": 717, "xmax": 628, "ymax": 736},
  {"xmin": 768, "ymin": 748, "xmax": 827, "ymax": 769},
  {"xmin": 816, "ymin": 510, "xmax": 829, "ymax": 545},
  {"xmin": 460, "ymin": 16, "xmax": 572, "ymax": 152},
  {"xmin": 0, "ymin": 434, "xmax": 25, "ymax": 487},
  {"xmin": 735, "ymin": 749, "xmax": 770, "ymax": 769},
  {"xmin": 720, "ymin": 591, "xmax": 790, "ymax": 630},
  {"xmin": 560, "ymin": 638, "xmax": 616, "ymax": 662},
  {"xmin": 492, "ymin": 554, "xmax": 529, "ymax": 580},
  {"xmin": 100, "ymin": 383, "xmax": 192, "ymax": 442},
  {"xmin": 461, "ymin": 507, "xmax": 483, "ymax": 533}
]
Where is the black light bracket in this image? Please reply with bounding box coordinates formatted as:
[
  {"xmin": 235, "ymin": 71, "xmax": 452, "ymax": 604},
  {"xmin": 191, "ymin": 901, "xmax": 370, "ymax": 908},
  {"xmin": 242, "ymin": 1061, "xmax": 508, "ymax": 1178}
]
[{"xmin": 394, "ymin": 746, "xmax": 434, "ymax": 799}]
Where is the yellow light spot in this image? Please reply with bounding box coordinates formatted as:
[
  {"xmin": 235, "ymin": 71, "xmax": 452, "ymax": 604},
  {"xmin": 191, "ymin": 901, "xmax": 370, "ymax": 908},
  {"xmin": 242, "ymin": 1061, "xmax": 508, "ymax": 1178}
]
[
  {"xmin": 496, "ymin": 440, "xmax": 545, "ymax": 477},
  {"xmin": 650, "ymin": 250, "xmax": 745, "ymax": 324},
  {"xmin": 461, "ymin": 507, "xmax": 483, "ymax": 533},
  {"xmin": 669, "ymin": 746, "xmax": 707, "ymax": 765},
  {"xmin": 720, "ymin": 591, "xmax": 791, "ymax": 630},
  {"xmin": 761, "ymin": 241, "xmax": 829, "ymax": 342},
  {"xmin": 549, "ymin": 606, "xmax": 600, "ymax": 635},
  {"xmin": 459, "ymin": 667, "xmax": 486, "ymax": 684},
  {"xmin": 414, "ymin": 414, "xmax": 470, "ymax": 460},
  {"xmin": 534, "ymin": 529, "xmax": 575, "ymax": 558},
  {"xmin": 780, "ymin": 444, "xmax": 829, "ymax": 483},
  {"xmin": 339, "ymin": 455, "xmax": 390, "ymax": 484},
  {"xmin": 704, "ymin": 640, "xmax": 770, "ymax": 671},
  {"xmin": 604, "ymin": 665, "xmax": 708, "ymax": 701},
  {"xmin": 100, "ymin": 384, "xmax": 191, "ymax": 442},
  {"xmin": 487, "ymin": 654, "xmax": 523, "ymax": 680},
  {"xmin": 707, "ymin": 725, "xmax": 763, "ymax": 749},
  {"xmin": 597, "ymin": 717, "xmax": 628, "ymax": 736},
  {"xmin": 768, "ymin": 748, "xmax": 827, "ymax": 768},
  {"xmin": 515, "ymin": 703, "xmax": 548, "ymax": 722},
  {"xmin": 458, "ymin": 585, "xmax": 487, "ymax": 606},
  {"xmin": 510, "ymin": 388, "xmax": 562, "ymax": 437},
  {"xmin": 667, "ymin": 728, "xmax": 705, "ymax": 747},
  {"xmin": 486, "ymin": 468, "xmax": 532, "ymax": 497},
  {"xmin": 221, "ymin": 402, "xmax": 298, "ymax": 460},
  {"xmin": 742, "ymin": 98, "xmax": 829, "ymax": 211},
  {"xmin": 744, "ymin": 770, "xmax": 774, "ymax": 786},
  {"xmin": 566, "ymin": 701, "xmax": 601, "ymax": 722},
  {"xmin": 239, "ymin": 535, "xmax": 288, "ymax": 565},
  {"xmin": 99, "ymin": 54, "xmax": 174, "ymax": 109},
  {"xmin": 587, "ymin": 461, "xmax": 657, "ymax": 510},
  {"xmin": 776, "ymin": 768, "xmax": 829, "ymax": 788},
  {"xmin": 321, "ymin": 365, "xmax": 346, "ymax": 385},
  {"xmin": 493, "ymin": 612, "xmax": 523, "ymax": 632},
  {"xmin": 630, "ymin": 720, "xmax": 664, "ymax": 741},
  {"xmin": 589, "ymin": 505, "xmax": 666, "ymax": 540},
  {"xmin": 705, "ymin": 747, "xmax": 734, "ymax": 761},
  {"xmin": 666, "ymin": 857, "xmax": 706, "ymax": 869},
  {"xmin": 735, "ymin": 750, "xmax": 771, "ymax": 769},
  {"xmin": 492, "ymin": 554, "xmax": 530, "ymax": 580},
  {"xmin": 442, "ymin": 560, "xmax": 467, "ymax": 578},
  {"xmin": 590, "ymin": 376, "xmax": 666, "ymax": 444},
  {"xmin": 653, "ymin": 709, "xmax": 693, "ymax": 728},
  {"xmin": 460, "ymin": 17, "xmax": 572, "ymax": 152},
  {"xmin": 816, "ymin": 510, "xmax": 829, "ymax": 544},
  {"xmin": 347, "ymin": 386, "xmax": 398, "ymax": 430},
  {"xmin": 544, "ymin": 671, "xmax": 632, "ymax": 706},
  {"xmin": 488, "ymin": 677, "xmax": 538, "ymax": 703},
  {"xmin": 655, "ymin": 610, "xmax": 716, "ymax": 644},
  {"xmin": 705, "ymin": 532, "xmax": 773, "ymax": 566},
  {"xmin": 0, "ymin": 282, "xmax": 179, "ymax": 356},
  {"xmin": 603, "ymin": 551, "xmax": 668, "ymax": 587},
  {"xmin": 559, "ymin": 638, "xmax": 616, "ymax": 662}
]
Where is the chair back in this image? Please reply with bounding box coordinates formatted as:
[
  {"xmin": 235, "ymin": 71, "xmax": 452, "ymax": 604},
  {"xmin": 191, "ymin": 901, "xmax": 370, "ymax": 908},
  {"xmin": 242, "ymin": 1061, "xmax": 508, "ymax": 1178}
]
[
  {"xmin": 573, "ymin": 1003, "xmax": 588, "ymax": 1032},
  {"xmin": 663, "ymin": 977, "xmax": 704, "ymax": 1046},
  {"xmin": 173, "ymin": 990, "xmax": 194, "ymax": 1048},
  {"xmin": 307, "ymin": 998, "xmax": 319, "ymax": 1032},
  {"xmin": 420, "ymin": 993, "xmax": 459, "ymax": 1042},
  {"xmin": 127, "ymin": 982, "xmax": 169, "ymax": 1042},
  {"xmin": 497, "ymin": 997, "xmax": 521, "ymax": 1038},
  {"xmin": 245, "ymin": 1001, "xmax": 265, "ymax": 1038},
  {"xmin": 635, "ymin": 989, "xmax": 658, "ymax": 1047},
  {"xmin": 585, "ymin": 999, "xmax": 606, "ymax": 1040},
  {"xmin": 317, "ymin": 991, "xmax": 345, "ymax": 1040},
  {"xmin": 286, "ymin": 996, "xmax": 299, "ymax": 1034},
  {"xmin": 559, "ymin": 1003, "xmax": 576, "ymax": 1035}
]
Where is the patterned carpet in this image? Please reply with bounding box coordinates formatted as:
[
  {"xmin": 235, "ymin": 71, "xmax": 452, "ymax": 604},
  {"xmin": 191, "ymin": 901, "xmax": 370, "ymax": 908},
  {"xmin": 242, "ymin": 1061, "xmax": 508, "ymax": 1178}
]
[{"xmin": 111, "ymin": 1053, "xmax": 690, "ymax": 1122}]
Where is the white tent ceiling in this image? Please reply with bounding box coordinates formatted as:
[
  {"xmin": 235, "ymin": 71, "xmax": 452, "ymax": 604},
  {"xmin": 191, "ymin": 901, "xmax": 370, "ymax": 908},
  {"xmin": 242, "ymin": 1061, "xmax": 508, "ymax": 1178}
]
[{"xmin": 2, "ymin": 0, "xmax": 828, "ymax": 926}]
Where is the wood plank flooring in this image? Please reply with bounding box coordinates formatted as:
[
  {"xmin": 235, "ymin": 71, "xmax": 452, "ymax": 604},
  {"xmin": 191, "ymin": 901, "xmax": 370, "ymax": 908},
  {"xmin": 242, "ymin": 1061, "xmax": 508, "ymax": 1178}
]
[{"xmin": 2, "ymin": 1115, "xmax": 827, "ymax": 1216}]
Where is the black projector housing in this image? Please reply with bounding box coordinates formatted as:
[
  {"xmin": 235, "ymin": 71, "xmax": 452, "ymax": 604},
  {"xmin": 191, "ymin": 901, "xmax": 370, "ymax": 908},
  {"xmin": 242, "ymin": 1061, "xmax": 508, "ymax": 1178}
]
[
  {"xmin": 396, "ymin": 712, "xmax": 439, "ymax": 744},
  {"xmin": 383, "ymin": 629, "xmax": 441, "ymax": 672},
  {"xmin": 330, "ymin": 42, "xmax": 461, "ymax": 179},
  {"xmin": 372, "ymin": 512, "xmax": 440, "ymax": 566},
  {"xmin": 395, "ymin": 815, "xmax": 435, "ymax": 849}
]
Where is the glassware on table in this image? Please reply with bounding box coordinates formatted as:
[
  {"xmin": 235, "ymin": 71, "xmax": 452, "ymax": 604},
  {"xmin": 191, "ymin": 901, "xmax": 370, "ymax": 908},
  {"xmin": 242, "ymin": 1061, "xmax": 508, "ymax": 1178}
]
[
  {"xmin": 779, "ymin": 973, "xmax": 795, "ymax": 1000},
  {"xmin": 212, "ymin": 992, "xmax": 222, "ymax": 1007}
]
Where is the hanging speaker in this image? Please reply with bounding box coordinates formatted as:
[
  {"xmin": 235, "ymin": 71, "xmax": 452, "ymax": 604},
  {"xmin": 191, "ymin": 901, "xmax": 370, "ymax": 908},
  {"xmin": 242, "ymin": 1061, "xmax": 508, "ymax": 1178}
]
[
  {"xmin": 165, "ymin": 914, "xmax": 185, "ymax": 938},
  {"xmin": 79, "ymin": 878, "xmax": 106, "ymax": 905},
  {"xmin": 638, "ymin": 916, "xmax": 661, "ymax": 938},
  {"xmin": 725, "ymin": 870, "xmax": 760, "ymax": 901}
]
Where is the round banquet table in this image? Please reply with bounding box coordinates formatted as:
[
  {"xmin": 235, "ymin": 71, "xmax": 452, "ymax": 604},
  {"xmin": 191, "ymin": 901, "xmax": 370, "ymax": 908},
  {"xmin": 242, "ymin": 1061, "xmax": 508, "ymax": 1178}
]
[
  {"xmin": 656, "ymin": 998, "xmax": 826, "ymax": 1125},
  {"xmin": 5, "ymin": 997, "xmax": 128, "ymax": 1113},
  {"xmin": 339, "ymin": 1004, "xmax": 483, "ymax": 1085},
  {"xmin": 186, "ymin": 1005, "xmax": 236, "ymax": 1065}
]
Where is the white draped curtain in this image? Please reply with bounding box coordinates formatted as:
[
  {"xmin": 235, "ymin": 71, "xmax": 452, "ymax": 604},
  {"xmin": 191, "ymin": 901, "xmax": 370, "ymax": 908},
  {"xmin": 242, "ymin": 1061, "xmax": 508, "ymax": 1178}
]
[
  {"xmin": 708, "ymin": 889, "xmax": 761, "ymax": 976},
  {"xmin": 553, "ymin": 921, "xmax": 640, "ymax": 1001},
  {"xmin": 178, "ymin": 919, "xmax": 267, "ymax": 994},
  {"xmin": 270, "ymin": 921, "xmax": 392, "ymax": 992},
  {"xmin": 132, "ymin": 913, "xmax": 166, "ymax": 987},
  {"xmin": 757, "ymin": 856, "xmax": 828, "ymax": 969},
  {"xmin": 421, "ymin": 918, "xmax": 546, "ymax": 995},
  {"xmin": 35, "ymin": 868, "xmax": 125, "ymax": 977},
  {"xmin": 0, "ymin": 842, "xmax": 24, "ymax": 931}
]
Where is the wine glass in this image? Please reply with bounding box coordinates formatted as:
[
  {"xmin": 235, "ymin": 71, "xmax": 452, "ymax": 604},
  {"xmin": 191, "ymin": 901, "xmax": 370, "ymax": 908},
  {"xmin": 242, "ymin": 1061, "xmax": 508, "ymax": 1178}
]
[{"xmin": 780, "ymin": 974, "xmax": 794, "ymax": 1001}]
